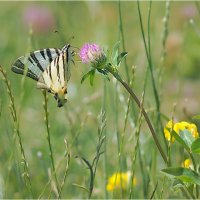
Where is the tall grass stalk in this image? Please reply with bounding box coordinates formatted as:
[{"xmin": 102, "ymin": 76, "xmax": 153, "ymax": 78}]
[
  {"xmin": 75, "ymin": 111, "xmax": 106, "ymax": 198},
  {"xmin": 5, "ymin": 144, "xmax": 25, "ymax": 198},
  {"xmin": 120, "ymin": 69, "xmax": 134, "ymax": 152},
  {"xmin": 138, "ymin": 145, "xmax": 148, "ymax": 198},
  {"xmin": 118, "ymin": 0, "xmax": 137, "ymax": 129},
  {"xmin": 39, "ymin": 111, "xmax": 88, "ymax": 198},
  {"xmin": 58, "ymin": 139, "xmax": 70, "ymax": 198},
  {"xmin": 103, "ymin": 78, "xmax": 108, "ymax": 199},
  {"xmin": 115, "ymin": 67, "xmax": 135, "ymax": 198},
  {"xmin": 113, "ymin": 80, "xmax": 123, "ymax": 198},
  {"xmin": 159, "ymin": 0, "xmax": 170, "ymax": 149},
  {"xmin": 111, "ymin": 67, "xmax": 135, "ymax": 198},
  {"xmin": 0, "ymin": 65, "xmax": 33, "ymax": 197},
  {"xmin": 129, "ymin": 92, "xmax": 144, "ymax": 199},
  {"xmin": 137, "ymin": 1, "xmax": 165, "ymax": 152},
  {"xmin": 69, "ymin": 115, "xmax": 90, "ymax": 148},
  {"xmin": 42, "ymin": 91, "xmax": 60, "ymax": 198},
  {"xmin": 117, "ymin": 2, "xmax": 136, "ymax": 197},
  {"xmin": 149, "ymin": 149, "xmax": 159, "ymax": 198},
  {"xmin": 160, "ymin": 176, "xmax": 166, "ymax": 198},
  {"xmin": 107, "ymin": 67, "xmax": 167, "ymax": 164},
  {"xmin": 18, "ymin": 28, "xmax": 33, "ymax": 118},
  {"xmin": 0, "ymin": 99, "xmax": 2, "ymax": 118},
  {"xmin": 118, "ymin": 0, "xmax": 130, "ymax": 83},
  {"xmin": 167, "ymin": 103, "xmax": 177, "ymax": 166},
  {"xmin": 195, "ymin": 1, "xmax": 200, "ymax": 16},
  {"xmin": 38, "ymin": 138, "xmax": 71, "ymax": 199},
  {"xmin": 129, "ymin": 58, "xmax": 149, "ymax": 198},
  {"xmin": 160, "ymin": 0, "xmax": 170, "ymax": 64}
]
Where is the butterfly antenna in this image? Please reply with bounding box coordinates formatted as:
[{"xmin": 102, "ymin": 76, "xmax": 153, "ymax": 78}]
[
  {"xmin": 66, "ymin": 36, "xmax": 75, "ymax": 44},
  {"xmin": 71, "ymin": 46, "xmax": 80, "ymax": 51},
  {"xmin": 54, "ymin": 30, "xmax": 65, "ymax": 46}
]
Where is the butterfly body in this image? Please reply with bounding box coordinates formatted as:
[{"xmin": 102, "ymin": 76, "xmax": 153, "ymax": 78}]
[{"xmin": 12, "ymin": 44, "xmax": 73, "ymax": 107}]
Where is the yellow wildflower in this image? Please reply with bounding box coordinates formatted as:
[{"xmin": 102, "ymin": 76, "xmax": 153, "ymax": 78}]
[
  {"xmin": 182, "ymin": 158, "xmax": 192, "ymax": 169},
  {"xmin": 187, "ymin": 123, "xmax": 199, "ymax": 138},
  {"xmin": 164, "ymin": 120, "xmax": 175, "ymax": 142},
  {"xmin": 106, "ymin": 171, "xmax": 136, "ymax": 192},
  {"xmin": 175, "ymin": 121, "xmax": 199, "ymax": 138},
  {"xmin": 164, "ymin": 120, "xmax": 199, "ymax": 143}
]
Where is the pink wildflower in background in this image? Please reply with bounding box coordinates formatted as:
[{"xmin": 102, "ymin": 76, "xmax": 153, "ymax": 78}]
[
  {"xmin": 181, "ymin": 5, "xmax": 197, "ymax": 19},
  {"xmin": 23, "ymin": 5, "xmax": 55, "ymax": 34}
]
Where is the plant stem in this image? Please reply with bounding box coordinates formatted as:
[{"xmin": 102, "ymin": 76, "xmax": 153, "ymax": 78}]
[
  {"xmin": 118, "ymin": 0, "xmax": 130, "ymax": 82},
  {"xmin": 43, "ymin": 91, "xmax": 60, "ymax": 198},
  {"xmin": 129, "ymin": 92, "xmax": 144, "ymax": 199},
  {"xmin": 159, "ymin": 0, "xmax": 171, "ymax": 151},
  {"xmin": 107, "ymin": 67, "xmax": 168, "ymax": 164},
  {"xmin": 0, "ymin": 66, "xmax": 33, "ymax": 197},
  {"xmin": 58, "ymin": 139, "xmax": 70, "ymax": 198},
  {"xmin": 188, "ymin": 152, "xmax": 199, "ymax": 198},
  {"xmin": 114, "ymin": 80, "xmax": 123, "ymax": 198},
  {"xmin": 195, "ymin": 1, "xmax": 200, "ymax": 16},
  {"xmin": 103, "ymin": 78, "xmax": 108, "ymax": 199},
  {"xmin": 137, "ymin": 0, "xmax": 165, "ymax": 151}
]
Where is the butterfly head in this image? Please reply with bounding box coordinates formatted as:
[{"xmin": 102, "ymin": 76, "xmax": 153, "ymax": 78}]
[
  {"xmin": 53, "ymin": 86, "xmax": 67, "ymax": 107},
  {"xmin": 62, "ymin": 44, "xmax": 75, "ymax": 62}
]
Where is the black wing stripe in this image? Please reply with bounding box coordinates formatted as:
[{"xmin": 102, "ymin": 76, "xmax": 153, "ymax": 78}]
[
  {"xmin": 46, "ymin": 49, "xmax": 53, "ymax": 63},
  {"xmin": 13, "ymin": 59, "xmax": 25, "ymax": 69},
  {"xmin": 66, "ymin": 46, "xmax": 69, "ymax": 63},
  {"xmin": 12, "ymin": 66, "xmax": 39, "ymax": 81},
  {"xmin": 28, "ymin": 57, "xmax": 34, "ymax": 65},
  {"xmin": 49, "ymin": 62, "xmax": 52, "ymax": 80},
  {"xmin": 62, "ymin": 54, "xmax": 66, "ymax": 80},
  {"xmin": 40, "ymin": 50, "xmax": 46, "ymax": 59},
  {"xmin": 56, "ymin": 56, "xmax": 60, "ymax": 81},
  {"xmin": 55, "ymin": 48, "xmax": 60, "ymax": 56},
  {"xmin": 30, "ymin": 53, "xmax": 44, "ymax": 72}
]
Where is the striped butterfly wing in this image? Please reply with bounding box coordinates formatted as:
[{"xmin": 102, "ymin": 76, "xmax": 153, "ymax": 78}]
[
  {"xmin": 37, "ymin": 48, "xmax": 71, "ymax": 92},
  {"xmin": 11, "ymin": 48, "xmax": 62, "ymax": 81}
]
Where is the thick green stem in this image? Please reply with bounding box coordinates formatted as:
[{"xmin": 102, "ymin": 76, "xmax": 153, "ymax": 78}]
[{"xmin": 107, "ymin": 68, "xmax": 168, "ymax": 164}]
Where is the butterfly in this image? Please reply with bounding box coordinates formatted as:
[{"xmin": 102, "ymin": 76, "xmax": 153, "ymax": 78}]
[{"xmin": 11, "ymin": 44, "xmax": 74, "ymax": 107}]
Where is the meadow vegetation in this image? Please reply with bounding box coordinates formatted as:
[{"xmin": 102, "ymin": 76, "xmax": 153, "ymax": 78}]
[{"xmin": 0, "ymin": 1, "xmax": 200, "ymax": 199}]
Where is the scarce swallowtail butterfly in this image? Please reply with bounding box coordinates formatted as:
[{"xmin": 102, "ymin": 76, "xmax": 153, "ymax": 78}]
[{"xmin": 11, "ymin": 44, "xmax": 73, "ymax": 107}]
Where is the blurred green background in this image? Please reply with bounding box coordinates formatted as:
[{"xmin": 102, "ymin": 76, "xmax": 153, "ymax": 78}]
[{"xmin": 0, "ymin": 1, "xmax": 200, "ymax": 198}]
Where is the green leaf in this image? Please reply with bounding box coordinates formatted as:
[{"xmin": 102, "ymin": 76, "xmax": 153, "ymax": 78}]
[
  {"xmin": 117, "ymin": 52, "xmax": 128, "ymax": 66},
  {"xmin": 81, "ymin": 69, "xmax": 96, "ymax": 84},
  {"xmin": 104, "ymin": 75, "xmax": 110, "ymax": 82},
  {"xmin": 179, "ymin": 129, "xmax": 195, "ymax": 148},
  {"xmin": 191, "ymin": 137, "xmax": 200, "ymax": 154},
  {"xmin": 89, "ymin": 69, "xmax": 95, "ymax": 86},
  {"xmin": 97, "ymin": 68, "xmax": 108, "ymax": 75},
  {"xmin": 72, "ymin": 183, "xmax": 90, "ymax": 193},
  {"xmin": 192, "ymin": 115, "xmax": 200, "ymax": 120},
  {"xmin": 161, "ymin": 167, "xmax": 200, "ymax": 185},
  {"xmin": 170, "ymin": 130, "xmax": 190, "ymax": 151},
  {"xmin": 111, "ymin": 41, "xmax": 120, "ymax": 66},
  {"xmin": 172, "ymin": 179, "xmax": 184, "ymax": 188}
]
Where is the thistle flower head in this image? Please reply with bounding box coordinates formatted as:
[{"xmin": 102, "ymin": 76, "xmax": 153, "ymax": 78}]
[
  {"xmin": 79, "ymin": 43, "xmax": 104, "ymax": 63},
  {"xmin": 79, "ymin": 43, "xmax": 107, "ymax": 71}
]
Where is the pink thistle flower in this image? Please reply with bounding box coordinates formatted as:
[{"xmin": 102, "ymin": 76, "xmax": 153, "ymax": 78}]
[
  {"xmin": 79, "ymin": 43, "xmax": 105, "ymax": 64},
  {"xmin": 23, "ymin": 5, "xmax": 55, "ymax": 34}
]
